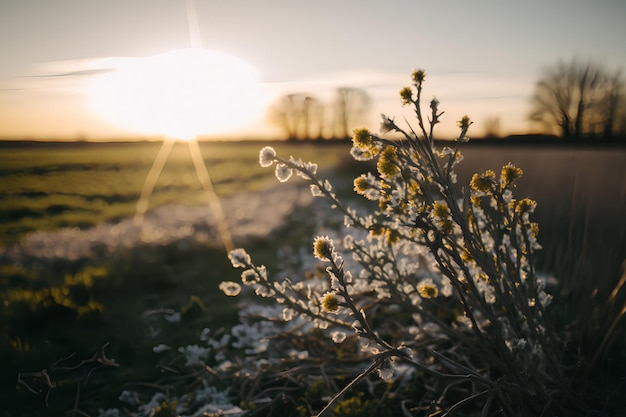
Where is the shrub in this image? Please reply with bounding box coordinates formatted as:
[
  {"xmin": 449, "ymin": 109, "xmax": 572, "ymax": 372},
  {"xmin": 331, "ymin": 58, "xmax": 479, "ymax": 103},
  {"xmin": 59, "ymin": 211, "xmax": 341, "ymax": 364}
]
[{"xmin": 228, "ymin": 70, "xmax": 626, "ymax": 416}]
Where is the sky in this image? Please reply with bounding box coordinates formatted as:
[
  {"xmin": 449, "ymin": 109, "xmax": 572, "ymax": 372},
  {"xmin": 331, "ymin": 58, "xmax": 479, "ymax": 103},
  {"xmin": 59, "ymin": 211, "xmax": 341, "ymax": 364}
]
[{"xmin": 0, "ymin": 0, "xmax": 625, "ymax": 141}]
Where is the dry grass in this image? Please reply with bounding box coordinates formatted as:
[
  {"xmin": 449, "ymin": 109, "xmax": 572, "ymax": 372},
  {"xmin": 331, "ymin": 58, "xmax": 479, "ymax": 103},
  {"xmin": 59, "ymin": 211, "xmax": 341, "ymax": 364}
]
[{"xmin": 456, "ymin": 143, "xmax": 626, "ymax": 296}]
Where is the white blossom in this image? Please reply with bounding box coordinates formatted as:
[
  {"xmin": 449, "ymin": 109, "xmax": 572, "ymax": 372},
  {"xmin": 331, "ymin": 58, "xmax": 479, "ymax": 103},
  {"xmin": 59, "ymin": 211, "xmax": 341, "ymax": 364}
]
[
  {"xmin": 178, "ymin": 344, "xmax": 210, "ymax": 366},
  {"xmin": 377, "ymin": 358, "xmax": 395, "ymax": 381},
  {"xmin": 228, "ymin": 248, "xmax": 251, "ymax": 268},
  {"xmin": 332, "ymin": 331, "xmax": 347, "ymax": 343},
  {"xmin": 219, "ymin": 281, "xmax": 241, "ymax": 296},
  {"xmin": 310, "ymin": 184, "xmax": 324, "ymax": 196},
  {"xmin": 152, "ymin": 344, "xmax": 171, "ymax": 353},
  {"xmin": 259, "ymin": 146, "xmax": 276, "ymax": 167},
  {"xmin": 275, "ymin": 163, "xmax": 293, "ymax": 182}
]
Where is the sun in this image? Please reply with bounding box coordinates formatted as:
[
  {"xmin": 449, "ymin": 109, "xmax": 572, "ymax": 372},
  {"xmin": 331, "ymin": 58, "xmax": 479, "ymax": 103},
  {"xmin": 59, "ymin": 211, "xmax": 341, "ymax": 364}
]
[{"xmin": 87, "ymin": 48, "xmax": 264, "ymax": 140}]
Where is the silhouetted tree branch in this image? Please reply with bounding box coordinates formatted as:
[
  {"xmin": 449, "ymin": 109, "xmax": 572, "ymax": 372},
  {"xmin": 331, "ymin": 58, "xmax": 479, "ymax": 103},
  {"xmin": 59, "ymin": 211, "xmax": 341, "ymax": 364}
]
[
  {"xmin": 529, "ymin": 59, "xmax": 625, "ymax": 140},
  {"xmin": 269, "ymin": 87, "xmax": 371, "ymax": 140},
  {"xmin": 333, "ymin": 87, "xmax": 371, "ymax": 140},
  {"xmin": 268, "ymin": 93, "xmax": 322, "ymax": 140}
]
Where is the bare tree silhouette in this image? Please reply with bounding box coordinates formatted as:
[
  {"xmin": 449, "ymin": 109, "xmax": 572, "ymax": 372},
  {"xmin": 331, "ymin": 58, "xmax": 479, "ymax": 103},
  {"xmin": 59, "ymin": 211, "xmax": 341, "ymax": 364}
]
[
  {"xmin": 483, "ymin": 116, "xmax": 502, "ymax": 138},
  {"xmin": 269, "ymin": 87, "xmax": 371, "ymax": 140},
  {"xmin": 302, "ymin": 95, "xmax": 325, "ymax": 140},
  {"xmin": 333, "ymin": 87, "xmax": 371, "ymax": 140},
  {"xmin": 529, "ymin": 59, "xmax": 625, "ymax": 139},
  {"xmin": 599, "ymin": 70, "xmax": 626, "ymax": 137},
  {"xmin": 268, "ymin": 93, "xmax": 324, "ymax": 140}
]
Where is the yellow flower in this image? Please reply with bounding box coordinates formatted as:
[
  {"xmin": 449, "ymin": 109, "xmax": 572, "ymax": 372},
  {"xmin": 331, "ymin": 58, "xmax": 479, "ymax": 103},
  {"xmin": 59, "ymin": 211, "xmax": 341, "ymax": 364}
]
[
  {"xmin": 432, "ymin": 202, "xmax": 450, "ymax": 219},
  {"xmin": 516, "ymin": 198, "xmax": 537, "ymax": 215},
  {"xmin": 353, "ymin": 176, "xmax": 369, "ymax": 195},
  {"xmin": 399, "ymin": 86, "xmax": 413, "ymax": 106},
  {"xmin": 457, "ymin": 115, "xmax": 472, "ymax": 129},
  {"xmin": 377, "ymin": 146, "xmax": 400, "ymax": 178},
  {"xmin": 313, "ymin": 236, "xmax": 335, "ymax": 262},
  {"xmin": 417, "ymin": 280, "xmax": 439, "ymax": 299},
  {"xmin": 321, "ymin": 292, "xmax": 340, "ymax": 313},
  {"xmin": 501, "ymin": 163, "xmax": 523, "ymax": 188},
  {"xmin": 411, "ymin": 69, "xmax": 426, "ymax": 84},
  {"xmin": 431, "ymin": 202, "xmax": 453, "ymax": 233},
  {"xmin": 352, "ymin": 128, "xmax": 373, "ymax": 150},
  {"xmin": 408, "ymin": 180, "xmax": 421, "ymax": 196},
  {"xmin": 470, "ymin": 170, "xmax": 496, "ymax": 192}
]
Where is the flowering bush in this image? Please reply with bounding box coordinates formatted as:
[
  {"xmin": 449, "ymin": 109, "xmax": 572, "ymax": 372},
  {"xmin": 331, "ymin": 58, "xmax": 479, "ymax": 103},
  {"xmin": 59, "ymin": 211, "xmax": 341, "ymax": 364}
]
[{"xmin": 226, "ymin": 70, "xmax": 625, "ymax": 416}]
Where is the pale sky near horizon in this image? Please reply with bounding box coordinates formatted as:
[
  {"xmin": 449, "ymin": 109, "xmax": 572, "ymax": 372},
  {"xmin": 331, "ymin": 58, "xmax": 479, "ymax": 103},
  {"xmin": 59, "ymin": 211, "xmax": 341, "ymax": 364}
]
[{"xmin": 0, "ymin": 0, "xmax": 625, "ymax": 140}]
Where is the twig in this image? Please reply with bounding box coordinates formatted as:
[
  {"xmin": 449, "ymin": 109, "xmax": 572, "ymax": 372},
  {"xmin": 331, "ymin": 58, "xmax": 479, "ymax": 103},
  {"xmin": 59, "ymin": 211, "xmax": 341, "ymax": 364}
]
[{"xmin": 314, "ymin": 351, "xmax": 396, "ymax": 417}]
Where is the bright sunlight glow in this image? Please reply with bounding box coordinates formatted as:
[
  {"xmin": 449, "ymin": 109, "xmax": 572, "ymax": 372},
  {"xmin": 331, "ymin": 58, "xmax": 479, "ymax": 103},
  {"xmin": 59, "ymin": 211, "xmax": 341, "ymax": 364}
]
[{"xmin": 87, "ymin": 48, "xmax": 264, "ymax": 140}]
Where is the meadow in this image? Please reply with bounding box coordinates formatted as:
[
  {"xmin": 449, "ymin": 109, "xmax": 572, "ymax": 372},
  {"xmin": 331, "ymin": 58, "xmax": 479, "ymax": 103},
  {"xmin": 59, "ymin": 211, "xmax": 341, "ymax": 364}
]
[
  {"xmin": 0, "ymin": 139, "xmax": 625, "ymax": 416},
  {"xmin": 0, "ymin": 141, "xmax": 352, "ymax": 247},
  {"xmin": 0, "ymin": 140, "xmax": 353, "ymax": 415}
]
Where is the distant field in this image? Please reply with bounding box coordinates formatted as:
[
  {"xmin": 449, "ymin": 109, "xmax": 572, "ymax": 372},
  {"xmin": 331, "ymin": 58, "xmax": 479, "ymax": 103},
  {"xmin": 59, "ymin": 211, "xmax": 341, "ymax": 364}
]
[{"xmin": 0, "ymin": 140, "xmax": 348, "ymax": 247}]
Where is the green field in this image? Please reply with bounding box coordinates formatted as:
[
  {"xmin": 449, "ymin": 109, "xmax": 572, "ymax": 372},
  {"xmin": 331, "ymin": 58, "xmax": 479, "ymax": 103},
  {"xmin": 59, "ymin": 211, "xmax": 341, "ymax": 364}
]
[
  {"xmin": 0, "ymin": 140, "xmax": 352, "ymax": 247},
  {"xmin": 0, "ymin": 140, "xmax": 625, "ymax": 415}
]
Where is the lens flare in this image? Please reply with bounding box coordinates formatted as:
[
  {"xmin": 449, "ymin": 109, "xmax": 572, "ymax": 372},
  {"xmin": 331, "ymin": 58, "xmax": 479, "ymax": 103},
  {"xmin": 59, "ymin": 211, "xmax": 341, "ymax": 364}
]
[{"xmin": 87, "ymin": 48, "xmax": 263, "ymax": 140}]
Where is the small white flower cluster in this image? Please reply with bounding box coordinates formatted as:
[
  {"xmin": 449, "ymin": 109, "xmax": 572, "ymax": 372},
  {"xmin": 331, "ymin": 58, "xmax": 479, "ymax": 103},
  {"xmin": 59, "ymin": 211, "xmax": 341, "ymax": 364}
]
[
  {"xmin": 178, "ymin": 344, "xmax": 210, "ymax": 367},
  {"xmin": 109, "ymin": 386, "xmax": 244, "ymax": 417},
  {"xmin": 219, "ymin": 280, "xmax": 241, "ymax": 296},
  {"xmin": 228, "ymin": 247, "xmax": 351, "ymax": 331},
  {"xmin": 258, "ymin": 146, "xmax": 276, "ymax": 167},
  {"xmin": 257, "ymin": 147, "xmax": 336, "ymax": 201}
]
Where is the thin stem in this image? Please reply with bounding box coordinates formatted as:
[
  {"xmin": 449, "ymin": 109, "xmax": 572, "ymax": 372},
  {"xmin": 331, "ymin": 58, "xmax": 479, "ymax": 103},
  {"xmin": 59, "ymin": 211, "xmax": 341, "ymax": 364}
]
[{"xmin": 314, "ymin": 352, "xmax": 392, "ymax": 417}]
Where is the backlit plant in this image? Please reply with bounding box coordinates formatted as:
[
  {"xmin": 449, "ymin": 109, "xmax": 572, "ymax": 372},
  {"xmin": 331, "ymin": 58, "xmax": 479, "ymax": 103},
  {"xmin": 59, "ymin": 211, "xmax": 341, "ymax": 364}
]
[{"xmin": 226, "ymin": 70, "xmax": 620, "ymax": 416}]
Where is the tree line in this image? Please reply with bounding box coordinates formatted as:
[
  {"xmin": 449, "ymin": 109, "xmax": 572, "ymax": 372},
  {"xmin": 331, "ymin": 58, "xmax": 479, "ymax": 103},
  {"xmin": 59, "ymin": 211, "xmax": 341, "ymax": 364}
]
[
  {"xmin": 267, "ymin": 59, "xmax": 625, "ymax": 142},
  {"xmin": 268, "ymin": 87, "xmax": 370, "ymax": 141}
]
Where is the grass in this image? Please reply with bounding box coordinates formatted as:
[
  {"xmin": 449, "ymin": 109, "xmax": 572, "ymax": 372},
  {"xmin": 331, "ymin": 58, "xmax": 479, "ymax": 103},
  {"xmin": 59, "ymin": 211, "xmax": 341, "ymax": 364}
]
[
  {"xmin": 0, "ymin": 140, "xmax": 347, "ymax": 247},
  {"xmin": 1, "ymin": 243, "xmax": 241, "ymax": 414},
  {"xmin": 0, "ymin": 139, "xmax": 624, "ymax": 416}
]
